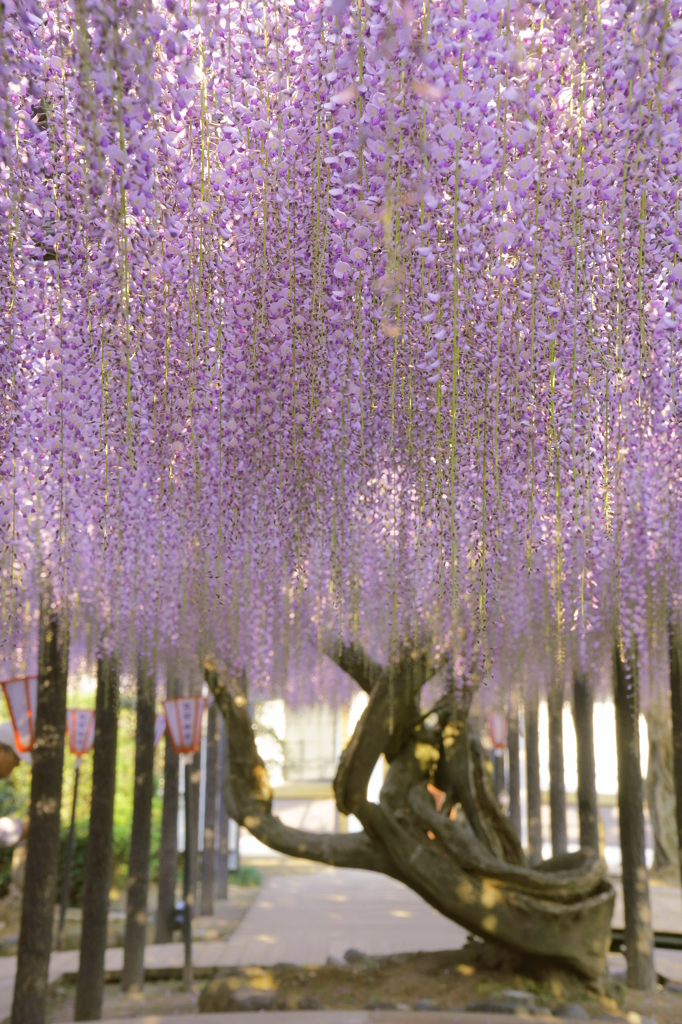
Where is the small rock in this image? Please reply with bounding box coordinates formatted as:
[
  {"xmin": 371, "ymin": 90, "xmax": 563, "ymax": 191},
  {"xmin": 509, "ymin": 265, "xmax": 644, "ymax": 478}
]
[
  {"xmin": 298, "ymin": 997, "xmax": 323, "ymax": 1010},
  {"xmin": 230, "ymin": 987, "xmax": 280, "ymax": 1012},
  {"xmin": 396, "ymin": 1003, "xmax": 410, "ymax": 1011},
  {"xmin": 366, "ymin": 1001, "xmax": 396, "ymax": 1010},
  {"xmin": 466, "ymin": 999, "xmax": 525, "ymax": 1014},
  {"xmin": 344, "ymin": 948, "xmax": 367, "ymax": 963},
  {"xmin": 199, "ymin": 980, "xmax": 279, "ymax": 1013},
  {"xmin": 503, "ymin": 989, "xmax": 535, "ymax": 1011},
  {"xmin": 414, "ymin": 998, "xmax": 441, "ymax": 1011},
  {"xmin": 665, "ymin": 981, "xmax": 682, "ymax": 994},
  {"xmin": 553, "ymin": 1004, "xmax": 589, "ymax": 1020},
  {"xmin": 326, "ymin": 955, "xmax": 344, "ymax": 966}
]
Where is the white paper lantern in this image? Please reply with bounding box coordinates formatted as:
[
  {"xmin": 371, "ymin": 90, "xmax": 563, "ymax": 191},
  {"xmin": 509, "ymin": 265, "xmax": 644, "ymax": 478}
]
[
  {"xmin": 66, "ymin": 709, "xmax": 96, "ymax": 757},
  {"xmin": 163, "ymin": 696, "xmax": 206, "ymax": 755},
  {"xmin": 1, "ymin": 675, "xmax": 38, "ymax": 753},
  {"xmin": 487, "ymin": 710, "xmax": 508, "ymax": 751}
]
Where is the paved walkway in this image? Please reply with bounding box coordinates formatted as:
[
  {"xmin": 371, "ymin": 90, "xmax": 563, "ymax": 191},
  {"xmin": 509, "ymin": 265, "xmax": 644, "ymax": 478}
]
[
  {"xmin": 88, "ymin": 1013, "xmax": 619, "ymax": 1024},
  {"xmin": 222, "ymin": 869, "xmax": 469, "ymax": 966},
  {"xmin": 0, "ymin": 868, "xmax": 681, "ymax": 1020},
  {"xmin": 612, "ymin": 878, "xmax": 682, "ymax": 932}
]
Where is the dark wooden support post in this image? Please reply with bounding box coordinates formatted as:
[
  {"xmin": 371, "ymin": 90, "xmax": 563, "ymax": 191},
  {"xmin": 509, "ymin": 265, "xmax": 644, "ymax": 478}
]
[
  {"xmin": 508, "ymin": 707, "xmax": 521, "ymax": 839},
  {"xmin": 200, "ymin": 700, "xmax": 219, "ymax": 916},
  {"xmin": 12, "ymin": 601, "xmax": 68, "ymax": 1024},
  {"xmin": 493, "ymin": 751, "xmax": 505, "ymax": 797},
  {"xmin": 75, "ymin": 654, "xmax": 119, "ymax": 1020},
  {"xmin": 670, "ymin": 624, "xmax": 682, "ymax": 916},
  {"xmin": 57, "ymin": 757, "xmax": 80, "ymax": 950},
  {"xmin": 155, "ymin": 696, "xmax": 179, "ymax": 943},
  {"xmin": 573, "ymin": 670, "xmax": 599, "ymax": 855},
  {"xmin": 121, "ymin": 656, "xmax": 156, "ymax": 991},
  {"xmin": 548, "ymin": 672, "xmax": 567, "ymax": 856},
  {"xmin": 183, "ymin": 760, "xmax": 194, "ymax": 989},
  {"xmin": 188, "ymin": 748, "xmax": 200, "ymax": 905},
  {"xmin": 525, "ymin": 689, "xmax": 542, "ymax": 864},
  {"xmin": 614, "ymin": 643, "xmax": 654, "ymax": 990},
  {"xmin": 215, "ymin": 715, "xmax": 229, "ymax": 900}
]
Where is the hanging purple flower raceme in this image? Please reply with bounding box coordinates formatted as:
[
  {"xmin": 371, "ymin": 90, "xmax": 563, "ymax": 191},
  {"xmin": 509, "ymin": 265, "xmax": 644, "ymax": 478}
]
[{"xmin": 1, "ymin": 0, "xmax": 682, "ymax": 697}]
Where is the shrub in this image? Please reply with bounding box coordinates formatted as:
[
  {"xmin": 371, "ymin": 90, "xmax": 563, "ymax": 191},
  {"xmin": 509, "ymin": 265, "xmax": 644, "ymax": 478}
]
[{"xmin": 229, "ymin": 865, "xmax": 262, "ymax": 887}]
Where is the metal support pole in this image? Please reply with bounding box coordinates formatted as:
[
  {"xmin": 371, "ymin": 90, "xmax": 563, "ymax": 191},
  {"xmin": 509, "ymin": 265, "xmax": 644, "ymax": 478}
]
[
  {"xmin": 493, "ymin": 749, "xmax": 505, "ymax": 798},
  {"xmin": 182, "ymin": 759, "xmax": 193, "ymax": 990},
  {"xmin": 57, "ymin": 758, "xmax": 80, "ymax": 950}
]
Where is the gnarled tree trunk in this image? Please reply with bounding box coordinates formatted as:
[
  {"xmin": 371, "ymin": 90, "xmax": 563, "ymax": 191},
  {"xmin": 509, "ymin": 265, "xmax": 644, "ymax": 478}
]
[{"xmin": 208, "ymin": 644, "xmax": 614, "ymax": 980}]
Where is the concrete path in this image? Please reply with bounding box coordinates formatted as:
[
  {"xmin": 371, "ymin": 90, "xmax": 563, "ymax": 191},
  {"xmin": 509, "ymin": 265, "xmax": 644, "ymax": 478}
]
[
  {"xmin": 88, "ymin": 1012, "xmax": 618, "ymax": 1024},
  {"xmin": 221, "ymin": 869, "xmax": 469, "ymax": 966},
  {"xmin": 612, "ymin": 879, "xmax": 682, "ymax": 932}
]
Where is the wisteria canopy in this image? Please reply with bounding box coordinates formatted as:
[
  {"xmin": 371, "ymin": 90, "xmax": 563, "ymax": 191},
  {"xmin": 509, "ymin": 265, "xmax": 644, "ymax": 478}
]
[{"xmin": 2, "ymin": 0, "xmax": 682, "ymax": 696}]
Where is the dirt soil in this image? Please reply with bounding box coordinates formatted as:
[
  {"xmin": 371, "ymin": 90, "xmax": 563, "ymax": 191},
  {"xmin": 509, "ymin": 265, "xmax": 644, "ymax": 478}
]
[
  {"xmin": 200, "ymin": 944, "xmax": 682, "ymax": 1022},
  {"xmin": 47, "ymin": 978, "xmax": 204, "ymax": 1021},
  {"xmin": 45, "ymin": 942, "xmax": 682, "ymax": 1022}
]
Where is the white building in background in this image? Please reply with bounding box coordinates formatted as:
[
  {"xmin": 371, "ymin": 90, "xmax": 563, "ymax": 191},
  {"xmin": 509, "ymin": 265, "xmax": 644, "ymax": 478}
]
[
  {"xmin": 241, "ymin": 676, "xmax": 653, "ymax": 870},
  {"xmin": 241, "ymin": 689, "xmax": 383, "ymax": 857}
]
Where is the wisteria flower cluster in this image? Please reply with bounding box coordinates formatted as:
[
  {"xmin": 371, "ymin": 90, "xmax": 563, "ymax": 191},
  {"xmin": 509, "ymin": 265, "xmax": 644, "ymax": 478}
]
[{"xmin": 1, "ymin": 0, "xmax": 681, "ymax": 699}]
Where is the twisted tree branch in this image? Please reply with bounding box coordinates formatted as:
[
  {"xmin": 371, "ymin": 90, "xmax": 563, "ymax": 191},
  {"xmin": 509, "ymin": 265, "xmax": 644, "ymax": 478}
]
[{"xmin": 207, "ymin": 674, "xmax": 396, "ymax": 875}]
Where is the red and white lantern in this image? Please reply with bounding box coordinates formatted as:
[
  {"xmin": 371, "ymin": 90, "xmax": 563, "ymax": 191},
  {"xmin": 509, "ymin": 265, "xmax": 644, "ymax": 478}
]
[
  {"xmin": 66, "ymin": 709, "xmax": 96, "ymax": 762},
  {"xmin": 487, "ymin": 710, "xmax": 508, "ymax": 751},
  {"xmin": 163, "ymin": 696, "xmax": 206, "ymax": 757},
  {"xmin": 1, "ymin": 676, "xmax": 38, "ymax": 753},
  {"xmin": 154, "ymin": 712, "xmax": 167, "ymax": 751}
]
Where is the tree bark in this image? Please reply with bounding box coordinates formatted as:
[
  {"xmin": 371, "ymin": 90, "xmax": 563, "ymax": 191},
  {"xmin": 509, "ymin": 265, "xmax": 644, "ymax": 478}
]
[
  {"xmin": 207, "ymin": 644, "xmax": 614, "ymax": 981},
  {"xmin": 508, "ymin": 708, "xmax": 521, "ymax": 839},
  {"xmin": 12, "ymin": 601, "xmax": 68, "ymax": 1024},
  {"xmin": 525, "ymin": 690, "xmax": 542, "ymax": 865},
  {"xmin": 614, "ymin": 644, "xmax": 654, "ymax": 990},
  {"xmin": 155, "ymin": 711, "xmax": 179, "ymax": 943},
  {"xmin": 215, "ymin": 714, "xmax": 229, "ymax": 900},
  {"xmin": 121, "ymin": 656, "xmax": 156, "ymax": 991},
  {"xmin": 200, "ymin": 700, "xmax": 219, "ymax": 916},
  {"xmin": 668, "ymin": 624, "xmax": 682, "ymax": 892},
  {"xmin": 75, "ymin": 655, "xmax": 119, "ymax": 1021},
  {"xmin": 573, "ymin": 671, "xmax": 599, "ymax": 856},
  {"xmin": 548, "ymin": 675, "xmax": 567, "ymax": 857}
]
